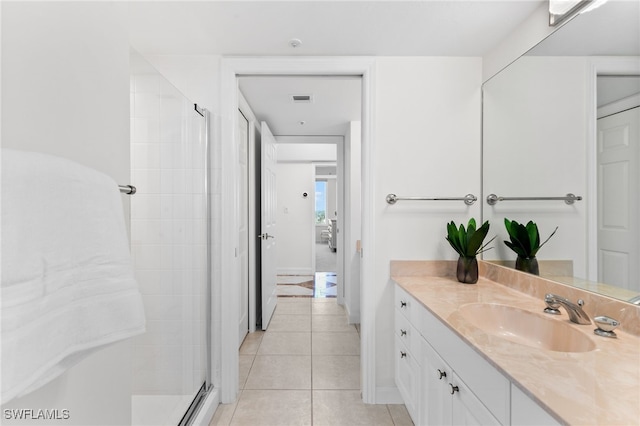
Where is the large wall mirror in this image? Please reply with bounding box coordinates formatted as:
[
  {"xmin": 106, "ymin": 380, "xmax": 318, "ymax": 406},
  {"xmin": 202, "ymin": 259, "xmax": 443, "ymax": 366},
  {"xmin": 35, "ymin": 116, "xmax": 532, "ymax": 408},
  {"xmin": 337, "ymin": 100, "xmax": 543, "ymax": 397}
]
[{"xmin": 482, "ymin": 0, "xmax": 640, "ymax": 304}]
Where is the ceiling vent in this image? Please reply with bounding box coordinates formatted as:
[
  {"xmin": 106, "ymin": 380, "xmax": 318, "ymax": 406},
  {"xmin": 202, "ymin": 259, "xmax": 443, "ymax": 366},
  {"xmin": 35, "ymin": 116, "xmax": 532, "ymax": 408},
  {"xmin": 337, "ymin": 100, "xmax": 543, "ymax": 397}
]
[{"xmin": 290, "ymin": 94, "xmax": 313, "ymax": 103}]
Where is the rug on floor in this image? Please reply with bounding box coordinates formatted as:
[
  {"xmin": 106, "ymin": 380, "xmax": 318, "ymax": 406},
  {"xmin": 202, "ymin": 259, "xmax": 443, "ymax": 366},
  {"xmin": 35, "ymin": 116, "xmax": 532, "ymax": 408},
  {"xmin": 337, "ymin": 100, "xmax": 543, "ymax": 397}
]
[{"xmin": 277, "ymin": 273, "xmax": 337, "ymax": 298}]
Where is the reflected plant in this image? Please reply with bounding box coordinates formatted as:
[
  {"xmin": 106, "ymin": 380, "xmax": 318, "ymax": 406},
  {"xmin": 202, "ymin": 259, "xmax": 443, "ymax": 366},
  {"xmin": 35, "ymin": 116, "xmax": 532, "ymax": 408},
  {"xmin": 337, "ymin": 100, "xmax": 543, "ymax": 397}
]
[{"xmin": 503, "ymin": 218, "xmax": 558, "ymax": 259}]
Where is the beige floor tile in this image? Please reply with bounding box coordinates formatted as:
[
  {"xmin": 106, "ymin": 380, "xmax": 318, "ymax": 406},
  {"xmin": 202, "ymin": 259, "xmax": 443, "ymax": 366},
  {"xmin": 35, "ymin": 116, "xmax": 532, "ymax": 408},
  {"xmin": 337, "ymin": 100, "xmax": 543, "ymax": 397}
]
[
  {"xmin": 239, "ymin": 331, "xmax": 264, "ymax": 355},
  {"xmin": 278, "ymin": 296, "xmax": 312, "ymax": 304},
  {"xmin": 267, "ymin": 314, "xmax": 311, "ymax": 332},
  {"xmin": 244, "ymin": 355, "xmax": 311, "ymax": 389},
  {"xmin": 310, "ymin": 297, "xmax": 336, "ymax": 303},
  {"xmin": 275, "ymin": 301, "xmax": 312, "ymax": 315},
  {"xmin": 312, "ymin": 315, "xmax": 357, "ymax": 332},
  {"xmin": 312, "ymin": 301, "xmax": 346, "ymax": 316},
  {"xmin": 312, "ymin": 332, "xmax": 360, "ymax": 356},
  {"xmin": 387, "ymin": 404, "xmax": 414, "ymax": 426},
  {"xmin": 257, "ymin": 331, "xmax": 311, "ymax": 355},
  {"xmin": 239, "ymin": 355, "xmax": 254, "ymax": 389},
  {"xmin": 209, "ymin": 391, "xmax": 241, "ymax": 426},
  {"xmin": 230, "ymin": 390, "xmax": 311, "ymax": 426},
  {"xmin": 312, "ymin": 390, "xmax": 394, "ymax": 425},
  {"xmin": 312, "ymin": 356, "xmax": 360, "ymax": 390}
]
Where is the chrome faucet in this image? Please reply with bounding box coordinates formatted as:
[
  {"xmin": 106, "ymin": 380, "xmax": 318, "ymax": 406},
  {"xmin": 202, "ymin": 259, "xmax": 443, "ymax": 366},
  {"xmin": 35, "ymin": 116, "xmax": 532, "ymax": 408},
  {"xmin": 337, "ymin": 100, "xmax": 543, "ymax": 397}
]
[{"xmin": 544, "ymin": 293, "xmax": 591, "ymax": 325}]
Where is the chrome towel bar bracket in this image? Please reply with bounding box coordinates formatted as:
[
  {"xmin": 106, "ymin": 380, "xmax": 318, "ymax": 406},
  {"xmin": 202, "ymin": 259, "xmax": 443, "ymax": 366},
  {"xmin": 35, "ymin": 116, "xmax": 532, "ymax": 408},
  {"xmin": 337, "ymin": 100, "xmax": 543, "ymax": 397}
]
[
  {"xmin": 119, "ymin": 185, "xmax": 137, "ymax": 195},
  {"xmin": 386, "ymin": 193, "xmax": 477, "ymax": 206},
  {"xmin": 486, "ymin": 193, "xmax": 581, "ymax": 205}
]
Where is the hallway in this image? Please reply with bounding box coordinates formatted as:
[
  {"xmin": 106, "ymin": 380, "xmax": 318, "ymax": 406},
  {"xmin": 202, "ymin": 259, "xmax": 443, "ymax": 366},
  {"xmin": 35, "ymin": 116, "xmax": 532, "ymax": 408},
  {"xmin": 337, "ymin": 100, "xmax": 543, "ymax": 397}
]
[{"xmin": 210, "ymin": 297, "xmax": 412, "ymax": 425}]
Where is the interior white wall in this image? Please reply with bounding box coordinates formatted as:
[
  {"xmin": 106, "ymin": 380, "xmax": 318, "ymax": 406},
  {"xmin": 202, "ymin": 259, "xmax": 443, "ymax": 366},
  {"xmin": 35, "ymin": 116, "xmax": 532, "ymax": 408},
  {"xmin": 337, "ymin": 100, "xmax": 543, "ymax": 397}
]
[
  {"xmin": 276, "ymin": 162, "xmax": 316, "ymax": 275},
  {"xmin": 344, "ymin": 122, "xmax": 362, "ymax": 323},
  {"xmin": 326, "ymin": 178, "xmax": 338, "ymax": 220},
  {"xmin": 372, "ymin": 57, "xmax": 482, "ymax": 399},
  {"xmin": 277, "ymin": 143, "xmax": 337, "ymax": 162},
  {"xmin": 1, "ymin": 2, "xmax": 133, "ymax": 424},
  {"xmin": 483, "ymin": 56, "xmax": 588, "ymax": 279}
]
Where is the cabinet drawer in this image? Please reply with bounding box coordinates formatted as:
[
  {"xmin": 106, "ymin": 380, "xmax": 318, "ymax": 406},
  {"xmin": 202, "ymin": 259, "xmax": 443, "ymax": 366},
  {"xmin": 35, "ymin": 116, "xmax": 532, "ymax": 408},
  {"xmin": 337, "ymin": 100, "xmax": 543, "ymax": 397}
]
[
  {"xmin": 394, "ymin": 336, "xmax": 420, "ymax": 423},
  {"xmin": 394, "ymin": 309, "xmax": 421, "ymax": 361},
  {"xmin": 394, "ymin": 285, "xmax": 421, "ymax": 326}
]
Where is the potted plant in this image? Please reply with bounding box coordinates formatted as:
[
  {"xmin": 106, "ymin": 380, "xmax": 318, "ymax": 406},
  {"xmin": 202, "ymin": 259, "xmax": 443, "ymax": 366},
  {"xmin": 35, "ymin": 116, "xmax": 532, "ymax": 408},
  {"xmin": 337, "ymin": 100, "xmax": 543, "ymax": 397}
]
[
  {"xmin": 503, "ymin": 218, "xmax": 558, "ymax": 275},
  {"xmin": 445, "ymin": 218, "xmax": 495, "ymax": 284}
]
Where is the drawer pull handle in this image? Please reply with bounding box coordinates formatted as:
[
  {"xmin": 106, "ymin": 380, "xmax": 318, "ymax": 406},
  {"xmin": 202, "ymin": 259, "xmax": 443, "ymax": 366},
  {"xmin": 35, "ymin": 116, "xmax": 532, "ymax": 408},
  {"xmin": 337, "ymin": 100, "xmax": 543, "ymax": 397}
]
[
  {"xmin": 400, "ymin": 329, "xmax": 407, "ymax": 336},
  {"xmin": 400, "ymin": 301, "xmax": 407, "ymax": 308},
  {"xmin": 437, "ymin": 369, "xmax": 446, "ymax": 380},
  {"xmin": 449, "ymin": 384, "xmax": 459, "ymax": 395},
  {"xmin": 400, "ymin": 351, "xmax": 407, "ymax": 358}
]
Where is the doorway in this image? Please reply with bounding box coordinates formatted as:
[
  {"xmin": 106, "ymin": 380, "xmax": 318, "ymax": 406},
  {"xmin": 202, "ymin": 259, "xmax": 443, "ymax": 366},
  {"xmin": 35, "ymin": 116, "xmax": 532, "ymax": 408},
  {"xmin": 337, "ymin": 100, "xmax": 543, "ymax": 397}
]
[
  {"xmin": 219, "ymin": 57, "xmax": 376, "ymax": 405},
  {"xmin": 238, "ymin": 76, "xmax": 360, "ymax": 314}
]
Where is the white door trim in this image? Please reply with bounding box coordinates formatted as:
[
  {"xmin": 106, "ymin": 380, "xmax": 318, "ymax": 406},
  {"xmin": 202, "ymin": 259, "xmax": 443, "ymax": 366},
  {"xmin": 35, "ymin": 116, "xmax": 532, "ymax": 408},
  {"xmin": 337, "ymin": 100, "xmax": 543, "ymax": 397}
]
[
  {"xmin": 220, "ymin": 56, "xmax": 377, "ymax": 404},
  {"xmin": 586, "ymin": 57, "xmax": 640, "ymax": 283},
  {"xmin": 238, "ymin": 92, "xmax": 258, "ymax": 334}
]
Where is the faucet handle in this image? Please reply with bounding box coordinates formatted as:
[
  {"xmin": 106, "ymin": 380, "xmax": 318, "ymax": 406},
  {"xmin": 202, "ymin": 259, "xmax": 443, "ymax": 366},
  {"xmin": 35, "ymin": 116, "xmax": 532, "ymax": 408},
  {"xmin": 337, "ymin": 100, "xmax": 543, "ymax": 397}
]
[
  {"xmin": 543, "ymin": 293, "xmax": 561, "ymax": 315},
  {"xmin": 594, "ymin": 316, "xmax": 620, "ymax": 338}
]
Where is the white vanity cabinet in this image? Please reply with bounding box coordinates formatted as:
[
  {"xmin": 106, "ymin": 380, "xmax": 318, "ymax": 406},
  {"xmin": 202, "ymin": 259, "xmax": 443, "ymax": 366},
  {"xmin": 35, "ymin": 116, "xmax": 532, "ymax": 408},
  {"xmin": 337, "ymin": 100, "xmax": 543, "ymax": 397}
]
[{"xmin": 395, "ymin": 284, "xmax": 508, "ymax": 425}]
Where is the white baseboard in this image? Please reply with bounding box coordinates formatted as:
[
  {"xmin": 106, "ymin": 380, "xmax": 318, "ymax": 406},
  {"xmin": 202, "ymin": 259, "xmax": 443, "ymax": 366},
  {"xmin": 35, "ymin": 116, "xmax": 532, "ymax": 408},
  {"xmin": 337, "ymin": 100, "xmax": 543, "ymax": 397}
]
[
  {"xmin": 344, "ymin": 302, "xmax": 360, "ymax": 324},
  {"xmin": 375, "ymin": 387, "xmax": 404, "ymax": 404},
  {"xmin": 277, "ymin": 267, "xmax": 313, "ymax": 275},
  {"xmin": 192, "ymin": 387, "xmax": 220, "ymax": 426}
]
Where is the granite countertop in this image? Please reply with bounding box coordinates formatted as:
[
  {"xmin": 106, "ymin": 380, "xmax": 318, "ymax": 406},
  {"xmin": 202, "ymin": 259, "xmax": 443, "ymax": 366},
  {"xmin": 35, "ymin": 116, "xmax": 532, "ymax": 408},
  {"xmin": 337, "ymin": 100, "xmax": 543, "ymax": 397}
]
[{"xmin": 391, "ymin": 270, "xmax": 640, "ymax": 425}]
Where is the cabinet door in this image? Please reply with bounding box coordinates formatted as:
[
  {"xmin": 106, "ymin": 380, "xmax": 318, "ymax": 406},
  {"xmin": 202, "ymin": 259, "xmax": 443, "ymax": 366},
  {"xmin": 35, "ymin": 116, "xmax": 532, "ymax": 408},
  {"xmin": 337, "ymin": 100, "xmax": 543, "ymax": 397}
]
[
  {"xmin": 450, "ymin": 372, "xmax": 501, "ymax": 426},
  {"xmin": 421, "ymin": 338, "xmax": 452, "ymax": 426},
  {"xmin": 395, "ymin": 335, "xmax": 420, "ymax": 422}
]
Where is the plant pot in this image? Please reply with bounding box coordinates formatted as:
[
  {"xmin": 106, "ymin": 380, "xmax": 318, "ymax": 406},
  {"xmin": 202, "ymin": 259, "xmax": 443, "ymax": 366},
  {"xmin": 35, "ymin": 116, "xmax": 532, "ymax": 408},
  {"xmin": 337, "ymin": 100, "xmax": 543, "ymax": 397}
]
[
  {"xmin": 456, "ymin": 256, "xmax": 478, "ymax": 284},
  {"xmin": 515, "ymin": 255, "xmax": 539, "ymax": 275}
]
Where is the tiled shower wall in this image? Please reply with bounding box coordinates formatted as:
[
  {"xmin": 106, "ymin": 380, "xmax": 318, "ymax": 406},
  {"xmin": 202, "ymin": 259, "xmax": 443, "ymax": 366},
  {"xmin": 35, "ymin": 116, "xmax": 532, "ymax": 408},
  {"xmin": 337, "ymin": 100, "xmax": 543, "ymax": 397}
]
[{"xmin": 129, "ymin": 52, "xmax": 208, "ymax": 396}]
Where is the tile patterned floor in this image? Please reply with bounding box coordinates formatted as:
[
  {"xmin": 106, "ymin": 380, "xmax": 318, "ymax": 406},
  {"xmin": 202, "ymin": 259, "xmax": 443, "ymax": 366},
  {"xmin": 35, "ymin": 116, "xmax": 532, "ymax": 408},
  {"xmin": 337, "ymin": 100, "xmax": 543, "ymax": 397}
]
[{"xmin": 210, "ymin": 297, "xmax": 413, "ymax": 426}]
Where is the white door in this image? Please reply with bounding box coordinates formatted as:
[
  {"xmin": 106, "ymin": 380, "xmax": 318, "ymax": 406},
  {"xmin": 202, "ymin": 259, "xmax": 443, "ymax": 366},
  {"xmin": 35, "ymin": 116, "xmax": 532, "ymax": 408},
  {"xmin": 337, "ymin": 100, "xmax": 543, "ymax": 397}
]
[
  {"xmin": 237, "ymin": 110, "xmax": 250, "ymax": 346},
  {"xmin": 597, "ymin": 106, "xmax": 640, "ymax": 292},
  {"xmin": 260, "ymin": 121, "xmax": 278, "ymax": 330}
]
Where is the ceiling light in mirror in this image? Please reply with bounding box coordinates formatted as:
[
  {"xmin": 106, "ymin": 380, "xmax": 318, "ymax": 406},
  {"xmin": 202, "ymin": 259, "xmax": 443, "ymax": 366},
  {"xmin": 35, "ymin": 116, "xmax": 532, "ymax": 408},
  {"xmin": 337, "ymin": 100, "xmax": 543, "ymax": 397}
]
[{"xmin": 549, "ymin": 0, "xmax": 597, "ymax": 26}]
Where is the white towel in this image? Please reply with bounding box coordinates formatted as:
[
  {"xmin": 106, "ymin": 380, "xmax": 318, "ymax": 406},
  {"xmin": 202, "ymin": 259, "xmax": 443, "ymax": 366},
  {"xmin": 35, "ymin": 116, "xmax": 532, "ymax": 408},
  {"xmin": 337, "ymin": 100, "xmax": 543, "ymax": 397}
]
[{"xmin": 1, "ymin": 149, "xmax": 145, "ymax": 404}]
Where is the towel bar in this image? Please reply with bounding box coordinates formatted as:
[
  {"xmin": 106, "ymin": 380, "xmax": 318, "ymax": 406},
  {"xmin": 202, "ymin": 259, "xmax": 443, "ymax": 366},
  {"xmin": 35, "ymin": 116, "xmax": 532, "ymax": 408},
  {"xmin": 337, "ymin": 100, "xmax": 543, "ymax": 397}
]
[
  {"xmin": 386, "ymin": 193, "xmax": 477, "ymax": 206},
  {"xmin": 119, "ymin": 185, "xmax": 137, "ymax": 195},
  {"xmin": 486, "ymin": 193, "xmax": 581, "ymax": 205}
]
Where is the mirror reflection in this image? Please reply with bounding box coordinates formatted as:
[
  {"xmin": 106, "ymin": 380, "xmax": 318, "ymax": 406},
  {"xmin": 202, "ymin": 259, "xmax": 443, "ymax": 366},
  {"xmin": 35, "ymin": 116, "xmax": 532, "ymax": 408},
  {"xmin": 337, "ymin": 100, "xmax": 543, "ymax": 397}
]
[{"xmin": 482, "ymin": 0, "xmax": 640, "ymax": 304}]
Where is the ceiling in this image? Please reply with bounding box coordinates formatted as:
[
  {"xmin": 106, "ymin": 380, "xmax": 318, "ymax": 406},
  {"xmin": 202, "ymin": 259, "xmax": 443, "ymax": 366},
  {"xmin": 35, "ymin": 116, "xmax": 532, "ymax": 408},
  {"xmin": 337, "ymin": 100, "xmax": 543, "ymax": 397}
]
[
  {"xmin": 125, "ymin": 1, "xmax": 544, "ymax": 137},
  {"xmin": 126, "ymin": 1, "xmax": 543, "ymax": 57},
  {"xmin": 239, "ymin": 76, "xmax": 361, "ymax": 135}
]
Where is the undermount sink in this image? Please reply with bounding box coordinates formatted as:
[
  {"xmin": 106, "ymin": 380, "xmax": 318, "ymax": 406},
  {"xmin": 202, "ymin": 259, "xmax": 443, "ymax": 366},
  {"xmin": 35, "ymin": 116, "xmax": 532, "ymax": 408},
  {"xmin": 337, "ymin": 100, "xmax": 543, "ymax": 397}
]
[{"xmin": 458, "ymin": 303, "xmax": 596, "ymax": 353}]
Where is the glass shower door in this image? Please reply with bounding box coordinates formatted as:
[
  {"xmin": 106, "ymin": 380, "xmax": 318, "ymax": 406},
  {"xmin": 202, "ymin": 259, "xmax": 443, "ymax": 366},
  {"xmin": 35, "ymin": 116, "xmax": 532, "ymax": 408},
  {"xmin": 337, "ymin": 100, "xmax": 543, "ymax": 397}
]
[{"xmin": 129, "ymin": 51, "xmax": 209, "ymax": 426}]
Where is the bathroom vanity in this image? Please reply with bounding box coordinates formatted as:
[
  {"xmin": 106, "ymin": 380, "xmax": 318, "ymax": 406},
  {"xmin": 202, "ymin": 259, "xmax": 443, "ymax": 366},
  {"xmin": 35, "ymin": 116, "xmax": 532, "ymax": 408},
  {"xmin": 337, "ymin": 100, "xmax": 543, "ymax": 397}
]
[{"xmin": 391, "ymin": 261, "xmax": 640, "ymax": 426}]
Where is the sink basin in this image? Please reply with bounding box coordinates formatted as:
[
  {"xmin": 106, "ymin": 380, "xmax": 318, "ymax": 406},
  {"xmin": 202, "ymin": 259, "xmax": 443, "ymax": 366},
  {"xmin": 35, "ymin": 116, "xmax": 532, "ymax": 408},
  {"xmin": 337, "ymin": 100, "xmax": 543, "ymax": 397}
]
[{"xmin": 458, "ymin": 303, "xmax": 596, "ymax": 353}]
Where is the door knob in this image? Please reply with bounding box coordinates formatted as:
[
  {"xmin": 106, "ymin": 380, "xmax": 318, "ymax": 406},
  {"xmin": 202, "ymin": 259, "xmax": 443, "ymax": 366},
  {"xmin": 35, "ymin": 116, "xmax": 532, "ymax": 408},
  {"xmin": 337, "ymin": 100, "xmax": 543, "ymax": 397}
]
[
  {"xmin": 449, "ymin": 384, "xmax": 459, "ymax": 395},
  {"xmin": 437, "ymin": 369, "xmax": 446, "ymax": 380}
]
